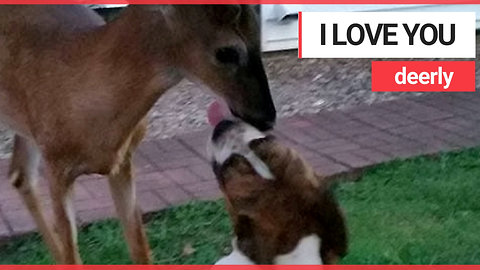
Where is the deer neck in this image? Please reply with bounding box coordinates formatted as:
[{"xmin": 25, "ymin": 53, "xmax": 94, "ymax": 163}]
[
  {"xmin": 96, "ymin": 7, "xmax": 183, "ymax": 91},
  {"xmin": 75, "ymin": 7, "xmax": 184, "ymax": 134}
]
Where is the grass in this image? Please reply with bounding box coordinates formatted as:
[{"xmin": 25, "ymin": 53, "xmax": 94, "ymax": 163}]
[{"xmin": 0, "ymin": 147, "xmax": 479, "ymax": 264}]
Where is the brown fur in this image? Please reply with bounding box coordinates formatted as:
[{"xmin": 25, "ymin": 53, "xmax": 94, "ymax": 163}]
[
  {"xmin": 0, "ymin": 5, "xmax": 275, "ymax": 264},
  {"xmin": 215, "ymin": 136, "xmax": 348, "ymax": 264}
]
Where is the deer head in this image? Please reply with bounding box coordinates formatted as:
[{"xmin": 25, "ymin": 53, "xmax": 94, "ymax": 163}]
[{"xmin": 137, "ymin": 5, "xmax": 276, "ymax": 131}]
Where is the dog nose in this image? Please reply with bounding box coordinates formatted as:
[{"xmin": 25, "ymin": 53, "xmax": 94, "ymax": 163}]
[{"xmin": 211, "ymin": 119, "xmax": 236, "ymax": 142}]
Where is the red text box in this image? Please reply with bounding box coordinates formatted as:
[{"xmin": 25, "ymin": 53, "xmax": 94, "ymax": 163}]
[{"xmin": 372, "ymin": 61, "xmax": 475, "ymax": 92}]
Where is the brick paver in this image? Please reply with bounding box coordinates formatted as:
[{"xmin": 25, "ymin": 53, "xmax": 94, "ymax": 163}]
[{"xmin": 0, "ymin": 92, "xmax": 479, "ymax": 239}]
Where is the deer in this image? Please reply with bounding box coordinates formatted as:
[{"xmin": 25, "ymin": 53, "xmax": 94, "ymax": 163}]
[{"xmin": 0, "ymin": 5, "xmax": 276, "ymax": 264}]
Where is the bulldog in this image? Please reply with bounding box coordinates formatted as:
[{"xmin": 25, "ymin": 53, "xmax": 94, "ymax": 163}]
[{"xmin": 207, "ymin": 101, "xmax": 348, "ymax": 265}]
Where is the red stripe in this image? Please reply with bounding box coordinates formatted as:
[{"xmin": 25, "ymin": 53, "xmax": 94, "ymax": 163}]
[
  {"xmin": 298, "ymin": 11, "xmax": 302, "ymax": 59},
  {"xmin": 3, "ymin": 266, "xmax": 480, "ymax": 269},
  {"xmin": 0, "ymin": 0, "xmax": 479, "ymax": 3}
]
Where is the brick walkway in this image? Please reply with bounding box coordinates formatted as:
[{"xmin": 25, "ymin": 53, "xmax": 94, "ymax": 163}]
[{"xmin": 0, "ymin": 92, "xmax": 479, "ymax": 238}]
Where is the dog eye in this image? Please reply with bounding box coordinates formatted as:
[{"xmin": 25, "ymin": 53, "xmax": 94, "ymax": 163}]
[{"xmin": 215, "ymin": 47, "xmax": 240, "ymax": 65}]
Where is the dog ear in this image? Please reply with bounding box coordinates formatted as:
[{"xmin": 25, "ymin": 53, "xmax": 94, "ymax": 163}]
[
  {"xmin": 248, "ymin": 135, "xmax": 293, "ymax": 182},
  {"xmin": 248, "ymin": 135, "xmax": 276, "ymax": 159}
]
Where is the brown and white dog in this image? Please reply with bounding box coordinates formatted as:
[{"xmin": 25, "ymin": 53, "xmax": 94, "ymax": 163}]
[{"xmin": 207, "ymin": 104, "xmax": 348, "ymax": 265}]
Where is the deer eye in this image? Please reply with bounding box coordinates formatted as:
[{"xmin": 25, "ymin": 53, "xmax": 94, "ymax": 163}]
[{"xmin": 215, "ymin": 47, "xmax": 240, "ymax": 65}]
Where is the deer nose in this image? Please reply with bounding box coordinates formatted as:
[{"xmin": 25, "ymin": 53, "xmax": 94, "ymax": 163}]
[
  {"xmin": 254, "ymin": 120, "xmax": 275, "ymax": 132},
  {"xmin": 231, "ymin": 110, "xmax": 275, "ymax": 132}
]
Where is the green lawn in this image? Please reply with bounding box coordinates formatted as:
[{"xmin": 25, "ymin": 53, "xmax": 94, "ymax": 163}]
[{"xmin": 1, "ymin": 147, "xmax": 479, "ymax": 264}]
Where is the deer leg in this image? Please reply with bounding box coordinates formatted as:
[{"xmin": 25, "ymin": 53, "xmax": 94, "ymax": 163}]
[
  {"xmin": 108, "ymin": 120, "xmax": 151, "ymax": 264},
  {"xmin": 8, "ymin": 135, "xmax": 63, "ymax": 263},
  {"xmin": 108, "ymin": 154, "xmax": 151, "ymax": 264},
  {"xmin": 47, "ymin": 164, "xmax": 81, "ymax": 264}
]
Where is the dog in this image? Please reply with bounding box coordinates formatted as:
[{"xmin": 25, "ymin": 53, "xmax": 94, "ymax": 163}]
[{"xmin": 207, "ymin": 107, "xmax": 348, "ymax": 265}]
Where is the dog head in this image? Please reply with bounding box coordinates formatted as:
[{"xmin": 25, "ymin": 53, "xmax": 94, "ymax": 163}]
[{"xmin": 208, "ymin": 119, "xmax": 348, "ymax": 265}]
